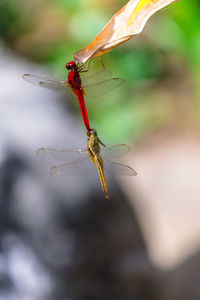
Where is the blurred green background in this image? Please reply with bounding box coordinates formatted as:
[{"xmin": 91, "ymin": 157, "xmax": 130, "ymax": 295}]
[{"xmin": 0, "ymin": 0, "xmax": 199, "ymax": 144}]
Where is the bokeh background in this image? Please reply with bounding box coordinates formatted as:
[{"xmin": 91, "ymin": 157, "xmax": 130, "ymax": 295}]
[{"xmin": 1, "ymin": 0, "xmax": 200, "ymax": 299}]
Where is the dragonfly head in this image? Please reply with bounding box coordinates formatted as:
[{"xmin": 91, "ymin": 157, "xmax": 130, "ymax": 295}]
[
  {"xmin": 87, "ymin": 128, "xmax": 97, "ymax": 137},
  {"xmin": 66, "ymin": 60, "xmax": 77, "ymax": 70}
]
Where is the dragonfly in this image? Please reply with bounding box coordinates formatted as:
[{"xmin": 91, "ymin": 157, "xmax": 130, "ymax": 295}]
[
  {"xmin": 23, "ymin": 60, "xmax": 124, "ymax": 132},
  {"xmin": 37, "ymin": 129, "xmax": 137, "ymax": 199}
]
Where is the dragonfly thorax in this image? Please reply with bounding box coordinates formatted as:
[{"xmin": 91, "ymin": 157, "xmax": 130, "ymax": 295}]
[
  {"xmin": 87, "ymin": 132, "xmax": 100, "ymax": 155},
  {"xmin": 68, "ymin": 70, "xmax": 82, "ymax": 90}
]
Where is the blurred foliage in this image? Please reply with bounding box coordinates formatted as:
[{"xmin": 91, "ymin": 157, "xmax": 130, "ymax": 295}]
[{"xmin": 0, "ymin": 0, "xmax": 199, "ymax": 143}]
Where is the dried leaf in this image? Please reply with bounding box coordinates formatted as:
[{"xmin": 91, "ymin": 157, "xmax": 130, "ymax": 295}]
[{"xmin": 73, "ymin": 0, "xmax": 180, "ymax": 63}]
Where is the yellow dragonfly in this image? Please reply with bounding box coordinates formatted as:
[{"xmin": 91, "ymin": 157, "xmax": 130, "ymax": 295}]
[{"xmin": 37, "ymin": 129, "xmax": 137, "ymax": 198}]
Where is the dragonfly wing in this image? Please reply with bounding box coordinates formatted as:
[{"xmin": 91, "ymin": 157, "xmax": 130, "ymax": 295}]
[
  {"xmin": 23, "ymin": 74, "xmax": 70, "ymax": 95},
  {"xmin": 83, "ymin": 78, "xmax": 125, "ymax": 99},
  {"xmin": 50, "ymin": 156, "xmax": 96, "ymax": 176},
  {"xmin": 37, "ymin": 147, "xmax": 88, "ymax": 162},
  {"xmin": 100, "ymin": 144, "xmax": 131, "ymax": 160},
  {"xmin": 103, "ymin": 159, "xmax": 137, "ymax": 176},
  {"xmin": 81, "ymin": 68, "xmax": 112, "ymax": 86}
]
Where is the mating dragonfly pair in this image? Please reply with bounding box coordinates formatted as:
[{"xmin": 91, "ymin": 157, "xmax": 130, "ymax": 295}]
[{"xmin": 23, "ymin": 60, "xmax": 137, "ymax": 198}]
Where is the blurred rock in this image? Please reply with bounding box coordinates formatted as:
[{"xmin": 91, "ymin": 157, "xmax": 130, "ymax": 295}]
[{"xmin": 123, "ymin": 131, "xmax": 200, "ymax": 269}]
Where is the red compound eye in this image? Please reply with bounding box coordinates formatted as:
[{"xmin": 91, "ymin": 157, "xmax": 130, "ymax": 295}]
[{"xmin": 66, "ymin": 60, "xmax": 76, "ymax": 70}]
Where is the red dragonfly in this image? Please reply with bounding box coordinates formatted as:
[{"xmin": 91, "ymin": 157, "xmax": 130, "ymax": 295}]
[{"xmin": 23, "ymin": 61, "xmax": 124, "ymax": 132}]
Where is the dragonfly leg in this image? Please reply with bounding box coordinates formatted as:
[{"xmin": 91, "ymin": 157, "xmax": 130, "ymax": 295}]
[
  {"xmin": 98, "ymin": 138, "xmax": 106, "ymax": 147},
  {"xmin": 99, "ymin": 56, "xmax": 106, "ymax": 69},
  {"xmin": 79, "ymin": 60, "xmax": 90, "ymax": 72}
]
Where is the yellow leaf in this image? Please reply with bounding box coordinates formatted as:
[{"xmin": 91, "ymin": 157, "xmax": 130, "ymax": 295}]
[{"xmin": 73, "ymin": 0, "xmax": 180, "ymax": 63}]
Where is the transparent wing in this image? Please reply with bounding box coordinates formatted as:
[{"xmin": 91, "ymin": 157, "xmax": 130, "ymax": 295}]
[
  {"xmin": 23, "ymin": 74, "xmax": 71, "ymax": 95},
  {"xmin": 37, "ymin": 147, "xmax": 87, "ymax": 162},
  {"xmin": 23, "ymin": 72, "xmax": 124, "ymax": 99},
  {"xmin": 80, "ymin": 68, "xmax": 112, "ymax": 86},
  {"xmin": 84, "ymin": 78, "xmax": 125, "ymax": 99},
  {"xmin": 99, "ymin": 144, "xmax": 131, "ymax": 160},
  {"xmin": 50, "ymin": 156, "xmax": 96, "ymax": 176},
  {"xmin": 37, "ymin": 147, "xmax": 136, "ymax": 176},
  {"xmin": 103, "ymin": 159, "xmax": 137, "ymax": 176}
]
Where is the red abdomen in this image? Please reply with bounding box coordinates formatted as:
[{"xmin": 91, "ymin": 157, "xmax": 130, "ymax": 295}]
[{"xmin": 67, "ymin": 70, "xmax": 90, "ymax": 132}]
